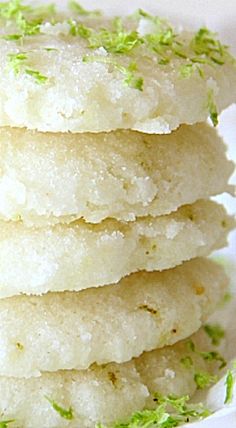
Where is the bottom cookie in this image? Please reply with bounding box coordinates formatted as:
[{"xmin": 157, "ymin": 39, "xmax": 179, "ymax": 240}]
[{"xmin": 0, "ymin": 328, "xmax": 224, "ymax": 428}]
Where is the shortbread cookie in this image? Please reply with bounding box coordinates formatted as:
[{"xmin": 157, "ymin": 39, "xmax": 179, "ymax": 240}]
[
  {"xmin": 0, "ymin": 329, "xmax": 219, "ymax": 428},
  {"xmin": 0, "ymin": 6, "xmax": 235, "ymax": 132},
  {"xmin": 0, "ymin": 257, "xmax": 227, "ymax": 378},
  {"xmin": 0, "ymin": 124, "xmax": 233, "ymax": 226},
  {"xmin": 0, "ymin": 199, "xmax": 233, "ymax": 297}
]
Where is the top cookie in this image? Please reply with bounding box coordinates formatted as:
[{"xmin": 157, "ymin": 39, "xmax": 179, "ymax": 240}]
[{"xmin": 0, "ymin": 2, "xmax": 235, "ymax": 133}]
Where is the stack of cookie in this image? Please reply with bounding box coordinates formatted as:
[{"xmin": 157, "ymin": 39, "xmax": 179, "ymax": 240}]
[{"xmin": 0, "ymin": 2, "xmax": 235, "ymax": 427}]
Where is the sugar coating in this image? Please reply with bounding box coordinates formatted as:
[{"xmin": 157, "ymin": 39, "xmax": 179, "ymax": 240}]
[
  {"xmin": 0, "ymin": 330, "xmax": 217, "ymax": 428},
  {"xmin": 0, "ymin": 20, "xmax": 235, "ymax": 133},
  {"xmin": 0, "ymin": 199, "xmax": 233, "ymax": 297},
  {"xmin": 0, "ymin": 258, "xmax": 227, "ymax": 378},
  {"xmin": 0, "ymin": 124, "xmax": 233, "ymax": 226}
]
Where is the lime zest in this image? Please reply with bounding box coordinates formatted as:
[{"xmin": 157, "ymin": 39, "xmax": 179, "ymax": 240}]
[
  {"xmin": 200, "ymin": 351, "xmax": 226, "ymax": 370},
  {"xmin": 7, "ymin": 51, "xmax": 28, "ymax": 74},
  {"xmin": 83, "ymin": 55, "xmax": 143, "ymax": 91},
  {"xmin": 96, "ymin": 393, "xmax": 211, "ymax": 427},
  {"xmin": 204, "ymin": 323, "xmax": 225, "ymax": 346},
  {"xmin": 180, "ymin": 356, "xmax": 194, "ymax": 369},
  {"xmin": 224, "ymin": 369, "xmax": 235, "ymax": 404},
  {"xmin": 7, "ymin": 51, "xmax": 48, "ymax": 83},
  {"xmin": 0, "ymin": 422, "xmax": 15, "ymax": 428},
  {"xmin": 68, "ymin": 0, "xmax": 101, "ymax": 17},
  {"xmin": 207, "ymin": 89, "xmax": 219, "ymax": 126},
  {"xmin": 25, "ymin": 68, "xmax": 48, "ymax": 84},
  {"xmin": 46, "ymin": 396, "xmax": 74, "ymax": 420},
  {"xmin": 194, "ymin": 372, "xmax": 218, "ymax": 390}
]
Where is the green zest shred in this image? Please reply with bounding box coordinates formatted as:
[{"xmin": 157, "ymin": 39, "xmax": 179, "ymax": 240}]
[
  {"xmin": 180, "ymin": 356, "xmax": 193, "ymax": 369},
  {"xmin": 204, "ymin": 323, "xmax": 225, "ymax": 346},
  {"xmin": 117, "ymin": 61, "xmax": 144, "ymax": 91},
  {"xmin": 3, "ymin": 34, "xmax": 22, "ymax": 40},
  {"xmin": 25, "ymin": 68, "xmax": 48, "ymax": 84},
  {"xmin": 0, "ymin": 0, "xmax": 31, "ymax": 20},
  {"xmin": 179, "ymin": 63, "xmax": 204, "ymax": 79},
  {"xmin": 181, "ymin": 331, "xmax": 227, "ymax": 392},
  {"xmin": 179, "ymin": 63, "xmax": 195, "ymax": 78},
  {"xmin": 46, "ymin": 397, "xmax": 74, "ymax": 420},
  {"xmin": 222, "ymin": 292, "xmax": 233, "ymax": 304},
  {"xmin": 194, "ymin": 372, "xmax": 218, "ymax": 390},
  {"xmin": 68, "ymin": 19, "xmax": 91, "ymax": 38},
  {"xmin": 88, "ymin": 18, "xmax": 142, "ymax": 54},
  {"xmin": 0, "ymin": 0, "xmax": 56, "ymax": 40},
  {"xmin": 68, "ymin": 0, "xmax": 101, "ymax": 17},
  {"xmin": 15, "ymin": 14, "xmax": 41, "ymax": 37},
  {"xmin": 0, "ymin": 422, "xmax": 15, "ymax": 428},
  {"xmin": 83, "ymin": 55, "xmax": 143, "ymax": 91},
  {"xmin": 200, "ymin": 351, "xmax": 226, "ymax": 370},
  {"xmin": 69, "ymin": 16, "xmax": 142, "ymax": 54},
  {"xmin": 191, "ymin": 28, "xmax": 229, "ymax": 66},
  {"xmin": 96, "ymin": 394, "xmax": 211, "ymax": 428},
  {"xmin": 7, "ymin": 51, "xmax": 28, "ymax": 74},
  {"xmin": 207, "ymin": 89, "xmax": 219, "ymax": 126},
  {"xmin": 185, "ymin": 335, "xmax": 226, "ymax": 370},
  {"xmin": 7, "ymin": 52, "xmax": 48, "ymax": 84},
  {"xmin": 186, "ymin": 339, "xmax": 196, "ymax": 352},
  {"xmin": 224, "ymin": 369, "xmax": 235, "ymax": 404}
]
